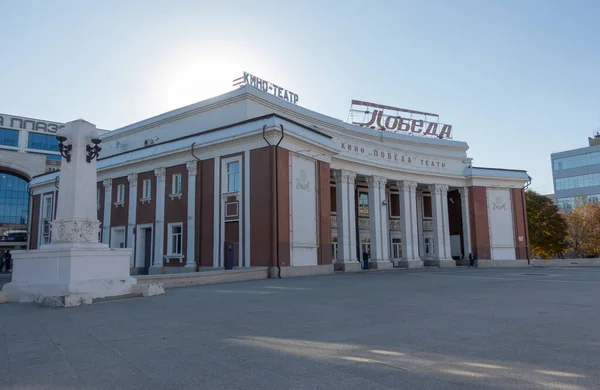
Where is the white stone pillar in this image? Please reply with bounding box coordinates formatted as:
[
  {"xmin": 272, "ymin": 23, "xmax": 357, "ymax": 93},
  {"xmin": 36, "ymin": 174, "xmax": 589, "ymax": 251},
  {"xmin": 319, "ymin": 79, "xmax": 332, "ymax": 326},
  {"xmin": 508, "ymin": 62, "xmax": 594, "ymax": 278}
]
[
  {"xmin": 367, "ymin": 175, "xmax": 392, "ymax": 269},
  {"xmin": 333, "ymin": 170, "xmax": 359, "ymax": 271},
  {"xmin": 186, "ymin": 162, "xmax": 197, "ymax": 269},
  {"xmin": 416, "ymin": 190, "xmax": 424, "ymax": 258},
  {"xmin": 459, "ymin": 187, "xmax": 472, "ymax": 259},
  {"xmin": 127, "ymin": 174, "xmax": 137, "ymax": 268},
  {"xmin": 430, "ymin": 184, "xmax": 454, "ymax": 267},
  {"xmin": 102, "ymin": 179, "xmax": 112, "ymax": 244},
  {"xmin": 398, "ymin": 180, "xmax": 422, "ymax": 267},
  {"xmin": 153, "ymin": 167, "xmax": 166, "ymax": 270}
]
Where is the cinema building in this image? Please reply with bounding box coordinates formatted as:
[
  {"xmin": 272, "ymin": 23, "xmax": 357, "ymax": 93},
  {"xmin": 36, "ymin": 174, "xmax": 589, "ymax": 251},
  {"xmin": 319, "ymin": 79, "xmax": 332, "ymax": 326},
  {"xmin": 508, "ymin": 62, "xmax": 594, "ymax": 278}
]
[{"xmin": 26, "ymin": 85, "xmax": 530, "ymax": 276}]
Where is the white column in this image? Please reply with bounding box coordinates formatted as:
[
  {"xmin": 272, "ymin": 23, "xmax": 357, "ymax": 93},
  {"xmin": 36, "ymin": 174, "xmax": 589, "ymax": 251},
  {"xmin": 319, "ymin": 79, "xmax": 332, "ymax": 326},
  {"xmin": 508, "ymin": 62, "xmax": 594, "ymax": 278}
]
[
  {"xmin": 102, "ymin": 179, "xmax": 112, "ymax": 244},
  {"xmin": 333, "ymin": 170, "xmax": 358, "ymax": 269},
  {"xmin": 416, "ymin": 190, "xmax": 424, "ymax": 258},
  {"xmin": 431, "ymin": 184, "xmax": 453, "ymax": 265},
  {"xmin": 398, "ymin": 180, "xmax": 421, "ymax": 264},
  {"xmin": 186, "ymin": 162, "xmax": 197, "ymax": 269},
  {"xmin": 153, "ymin": 167, "xmax": 166, "ymax": 268},
  {"xmin": 459, "ymin": 187, "xmax": 472, "ymax": 258},
  {"xmin": 244, "ymin": 151, "xmax": 251, "ymax": 267},
  {"xmin": 367, "ymin": 175, "xmax": 392, "ymax": 268},
  {"xmin": 18, "ymin": 130, "xmax": 28, "ymax": 153},
  {"xmin": 127, "ymin": 174, "xmax": 137, "ymax": 267}
]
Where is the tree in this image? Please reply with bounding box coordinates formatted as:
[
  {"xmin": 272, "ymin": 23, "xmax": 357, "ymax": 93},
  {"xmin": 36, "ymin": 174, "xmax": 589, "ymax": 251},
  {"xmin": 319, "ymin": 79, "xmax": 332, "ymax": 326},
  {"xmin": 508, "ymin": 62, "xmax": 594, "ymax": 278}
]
[
  {"xmin": 564, "ymin": 203, "xmax": 600, "ymax": 257},
  {"xmin": 526, "ymin": 190, "xmax": 568, "ymax": 259}
]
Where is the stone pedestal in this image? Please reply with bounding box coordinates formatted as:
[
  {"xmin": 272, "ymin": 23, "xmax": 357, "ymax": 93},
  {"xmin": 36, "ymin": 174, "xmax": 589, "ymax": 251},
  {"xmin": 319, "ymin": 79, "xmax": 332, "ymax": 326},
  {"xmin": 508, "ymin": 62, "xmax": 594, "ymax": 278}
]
[
  {"xmin": 334, "ymin": 261, "xmax": 363, "ymax": 272},
  {"xmin": 423, "ymin": 259, "xmax": 456, "ymax": 268},
  {"xmin": 395, "ymin": 260, "xmax": 424, "ymax": 269},
  {"xmin": 1, "ymin": 119, "xmax": 148, "ymax": 306},
  {"xmin": 369, "ymin": 260, "xmax": 393, "ymax": 270}
]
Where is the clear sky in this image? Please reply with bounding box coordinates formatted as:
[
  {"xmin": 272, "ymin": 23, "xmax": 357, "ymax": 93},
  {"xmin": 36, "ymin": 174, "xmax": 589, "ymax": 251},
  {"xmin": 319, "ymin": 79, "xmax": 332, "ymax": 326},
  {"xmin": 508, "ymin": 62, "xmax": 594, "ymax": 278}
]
[{"xmin": 2, "ymin": 0, "xmax": 599, "ymax": 194}]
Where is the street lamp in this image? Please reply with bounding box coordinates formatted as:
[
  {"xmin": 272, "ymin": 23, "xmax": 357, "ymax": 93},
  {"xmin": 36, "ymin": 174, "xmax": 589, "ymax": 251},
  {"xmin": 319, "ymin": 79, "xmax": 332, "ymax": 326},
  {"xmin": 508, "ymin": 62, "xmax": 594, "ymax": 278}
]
[
  {"xmin": 56, "ymin": 131, "xmax": 72, "ymax": 163},
  {"xmin": 86, "ymin": 130, "xmax": 102, "ymax": 163}
]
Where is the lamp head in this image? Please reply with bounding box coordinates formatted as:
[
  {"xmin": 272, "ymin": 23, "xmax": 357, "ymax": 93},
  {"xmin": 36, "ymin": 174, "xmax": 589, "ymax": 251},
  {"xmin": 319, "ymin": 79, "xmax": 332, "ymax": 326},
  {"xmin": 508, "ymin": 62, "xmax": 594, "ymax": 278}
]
[{"xmin": 90, "ymin": 130, "xmax": 101, "ymax": 145}]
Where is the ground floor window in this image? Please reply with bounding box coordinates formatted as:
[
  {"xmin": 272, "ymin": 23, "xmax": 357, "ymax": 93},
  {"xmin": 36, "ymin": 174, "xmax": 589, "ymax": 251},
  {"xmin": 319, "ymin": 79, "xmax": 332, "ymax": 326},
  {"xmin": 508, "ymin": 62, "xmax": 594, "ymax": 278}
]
[
  {"xmin": 168, "ymin": 223, "xmax": 183, "ymax": 256},
  {"xmin": 391, "ymin": 238, "xmax": 402, "ymax": 259},
  {"xmin": 332, "ymin": 236, "xmax": 338, "ymax": 261},
  {"xmin": 424, "ymin": 236, "xmax": 434, "ymax": 257},
  {"xmin": 110, "ymin": 227, "xmax": 126, "ymax": 249}
]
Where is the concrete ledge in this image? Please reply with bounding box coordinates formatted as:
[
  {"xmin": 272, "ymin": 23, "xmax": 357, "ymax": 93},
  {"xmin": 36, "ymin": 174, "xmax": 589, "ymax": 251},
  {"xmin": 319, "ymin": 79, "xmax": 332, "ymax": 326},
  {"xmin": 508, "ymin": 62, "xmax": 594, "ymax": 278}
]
[
  {"xmin": 532, "ymin": 259, "xmax": 600, "ymax": 267},
  {"xmin": 148, "ymin": 267, "xmax": 198, "ymax": 275},
  {"xmin": 132, "ymin": 283, "xmax": 165, "ymax": 297},
  {"xmin": 477, "ymin": 260, "xmax": 529, "ymax": 268},
  {"xmin": 369, "ymin": 261, "xmax": 393, "ymax": 270},
  {"xmin": 394, "ymin": 260, "xmax": 424, "ymax": 269},
  {"xmin": 38, "ymin": 294, "xmax": 92, "ymax": 308},
  {"xmin": 136, "ymin": 267, "xmax": 268, "ymax": 288},
  {"xmin": 334, "ymin": 262, "xmax": 363, "ymax": 272},
  {"xmin": 270, "ymin": 265, "xmax": 334, "ymax": 278},
  {"xmin": 423, "ymin": 259, "xmax": 456, "ymax": 268}
]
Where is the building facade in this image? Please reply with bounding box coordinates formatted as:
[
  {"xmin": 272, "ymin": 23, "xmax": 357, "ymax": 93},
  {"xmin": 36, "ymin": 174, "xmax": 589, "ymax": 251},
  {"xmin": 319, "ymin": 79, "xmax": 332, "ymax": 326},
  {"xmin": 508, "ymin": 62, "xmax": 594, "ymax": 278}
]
[
  {"xmin": 552, "ymin": 134, "xmax": 600, "ymax": 211},
  {"xmin": 27, "ymin": 87, "xmax": 530, "ymax": 275}
]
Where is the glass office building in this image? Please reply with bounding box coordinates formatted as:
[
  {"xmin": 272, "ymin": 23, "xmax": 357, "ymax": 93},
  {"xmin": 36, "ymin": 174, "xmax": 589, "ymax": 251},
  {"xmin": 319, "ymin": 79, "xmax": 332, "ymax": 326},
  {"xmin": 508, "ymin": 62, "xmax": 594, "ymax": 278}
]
[{"xmin": 552, "ymin": 135, "xmax": 600, "ymax": 211}]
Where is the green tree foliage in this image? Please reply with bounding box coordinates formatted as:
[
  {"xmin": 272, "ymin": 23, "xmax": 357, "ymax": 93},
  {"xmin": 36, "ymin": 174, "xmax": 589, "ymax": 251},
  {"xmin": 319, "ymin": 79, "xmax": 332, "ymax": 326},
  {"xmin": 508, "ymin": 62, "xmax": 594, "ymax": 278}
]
[
  {"xmin": 526, "ymin": 190, "xmax": 568, "ymax": 259},
  {"xmin": 564, "ymin": 203, "xmax": 600, "ymax": 257}
]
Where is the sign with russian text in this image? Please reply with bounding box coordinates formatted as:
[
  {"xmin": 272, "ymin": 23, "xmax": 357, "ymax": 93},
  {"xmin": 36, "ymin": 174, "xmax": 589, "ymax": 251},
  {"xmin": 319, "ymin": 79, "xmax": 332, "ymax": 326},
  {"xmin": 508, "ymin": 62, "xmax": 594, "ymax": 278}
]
[
  {"xmin": 340, "ymin": 141, "xmax": 447, "ymax": 169},
  {"xmin": 233, "ymin": 72, "xmax": 299, "ymax": 104},
  {"xmin": 349, "ymin": 100, "xmax": 452, "ymax": 139},
  {"xmin": 0, "ymin": 114, "xmax": 64, "ymax": 134}
]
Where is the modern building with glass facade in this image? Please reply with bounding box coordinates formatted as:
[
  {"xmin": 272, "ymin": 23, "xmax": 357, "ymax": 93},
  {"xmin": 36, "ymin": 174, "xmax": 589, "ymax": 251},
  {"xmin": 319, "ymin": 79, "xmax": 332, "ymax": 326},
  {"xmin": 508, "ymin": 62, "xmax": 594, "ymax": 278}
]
[
  {"xmin": 552, "ymin": 135, "xmax": 600, "ymax": 211},
  {"xmin": 0, "ymin": 113, "xmax": 107, "ymax": 249}
]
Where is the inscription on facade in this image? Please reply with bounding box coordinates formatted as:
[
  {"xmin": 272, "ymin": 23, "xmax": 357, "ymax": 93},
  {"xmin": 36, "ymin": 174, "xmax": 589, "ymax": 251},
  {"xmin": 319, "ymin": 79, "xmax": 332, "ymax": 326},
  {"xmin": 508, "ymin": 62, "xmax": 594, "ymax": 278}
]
[
  {"xmin": 0, "ymin": 114, "xmax": 64, "ymax": 134},
  {"xmin": 340, "ymin": 142, "xmax": 446, "ymax": 169}
]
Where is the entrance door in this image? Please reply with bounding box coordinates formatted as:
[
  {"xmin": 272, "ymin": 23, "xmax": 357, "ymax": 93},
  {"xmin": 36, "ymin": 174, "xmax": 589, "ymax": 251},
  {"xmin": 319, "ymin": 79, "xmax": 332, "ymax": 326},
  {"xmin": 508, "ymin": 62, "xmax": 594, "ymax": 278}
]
[
  {"xmin": 143, "ymin": 229, "xmax": 152, "ymax": 274},
  {"xmin": 224, "ymin": 221, "xmax": 239, "ymax": 267}
]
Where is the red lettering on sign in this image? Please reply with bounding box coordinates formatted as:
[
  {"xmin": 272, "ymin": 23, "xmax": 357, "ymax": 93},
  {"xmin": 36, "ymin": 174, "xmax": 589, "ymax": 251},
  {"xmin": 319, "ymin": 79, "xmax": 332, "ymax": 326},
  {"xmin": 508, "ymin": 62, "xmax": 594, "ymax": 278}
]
[
  {"xmin": 385, "ymin": 116, "xmax": 398, "ymax": 130},
  {"xmin": 439, "ymin": 124, "xmax": 452, "ymax": 139},
  {"xmin": 411, "ymin": 120, "xmax": 423, "ymax": 133},
  {"xmin": 408, "ymin": 157, "xmax": 412, "ymax": 163},
  {"xmin": 394, "ymin": 154, "xmax": 398, "ymax": 161},
  {"xmin": 424, "ymin": 122, "xmax": 438, "ymax": 136},
  {"xmin": 398, "ymin": 117, "xmax": 410, "ymax": 132},
  {"xmin": 354, "ymin": 146, "xmax": 358, "ymax": 152},
  {"xmin": 442, "ymin": 163, "xmax": 446, "ymax": 168},
  {"xmin": 360, "ymin": 148, "xmax": 364, "ymax": 153},
  {"xmin": 376, "ymin": 111, "xmax": 385, "ymax": 130}
]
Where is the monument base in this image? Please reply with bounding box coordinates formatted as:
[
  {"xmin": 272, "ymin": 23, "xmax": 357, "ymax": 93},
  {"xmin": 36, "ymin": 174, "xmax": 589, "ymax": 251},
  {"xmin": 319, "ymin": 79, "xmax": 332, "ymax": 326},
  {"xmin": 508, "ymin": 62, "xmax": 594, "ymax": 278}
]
[{"xmin": 2, "ymin": 243, "xmax": 136, "ymax": 303}]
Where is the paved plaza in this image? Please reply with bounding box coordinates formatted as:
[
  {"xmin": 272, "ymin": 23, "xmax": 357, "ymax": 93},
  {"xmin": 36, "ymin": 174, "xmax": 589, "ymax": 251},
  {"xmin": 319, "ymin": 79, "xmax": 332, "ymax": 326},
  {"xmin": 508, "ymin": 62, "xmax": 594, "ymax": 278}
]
[{"xmin": 1, "ymin": 268, "xmax": 600, "ymax": 389}]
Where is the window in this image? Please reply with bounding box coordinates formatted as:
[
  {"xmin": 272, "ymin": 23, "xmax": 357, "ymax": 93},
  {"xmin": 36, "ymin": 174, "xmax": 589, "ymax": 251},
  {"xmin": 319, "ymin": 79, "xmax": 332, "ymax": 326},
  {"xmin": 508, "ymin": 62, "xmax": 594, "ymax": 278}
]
[
  {"xmin": 142, "ymin": 179, "xmax": 152, "ymax": 199},
  {"xmin": 0, "ymin": 129, "xmax": 19, "ymax": 147},
  {"xmin": 391, "ymin": 238, "xmax": 402, "ymax": 259},
  {"xmin": 424, "ymin": 237, "xmax": 434, "ymax": 256},
  {"xmin": 116, "ymin": 184, "xmax": 125, "ymax": 203},
  {"xmin": 554, "ymin": 151, "xmax": 600, "ymax": 171},
  {"xmin": 358, "ymin": 191, "xmax": 369, "ymax": 214},
  {"xmin": 0, "ymin": 172, "xmax": 29, "ymax": 237},
  {"xmin": 389, "ymin": 193, "xmax": 400, "ymax": 218},
  {"xmin": 227, "ymin": 161, "xmax": 240, "ymax": 192},
  {"xmin": 28, "ymin": 132, "xmax": 59, "ymax": 152},
  {"xmin": 110, "ymin": 227, "xmax": 126, "ymax": 249},
  {"xmin": 423, "ymin": 195, "xmax": 432, "ymax": 218},
  {"xmin": 557, "ymin": 194, "xmax": 600, "ymax": 211},
  {"xmin": 332, "ymin": 236, "xmax": 338, "ymax": 261},
  {"xmin": 555, "ymin": 173, "xmax": 600, "ymax": 191},
  {"xmin": 172, "ymin": 174, "xmax": 182, "ymax": 195},
  {"xmin": 168, "ymin": 223, "xmax": 183, "ymax": 256},
  {"xmin": 41, "ymin": 194, "xmax": 54, "ymax": 245}
]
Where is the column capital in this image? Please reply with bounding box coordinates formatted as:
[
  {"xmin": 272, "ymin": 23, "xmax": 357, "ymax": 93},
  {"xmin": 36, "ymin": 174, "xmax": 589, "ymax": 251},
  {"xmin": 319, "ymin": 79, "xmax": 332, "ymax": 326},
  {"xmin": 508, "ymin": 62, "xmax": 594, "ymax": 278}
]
[
  {"xmin": 397, "ymin": 180, "xmax": 418, "ymax": 191},
  {"xmin": 334, "ymin": 170, "xmax": 356, "ymax": 185},
  {"xmin": 458, "ymin": 186, "xmax": 468, "ymax": 197},
  {"xmin": 186, "ymin": 161, "xmax": 198, "ymax": 176},
  {"xmin": 430, "ymin": 183, "xmax": 449, "ymax": 195},
  {"xmin": 127, "ymin": 173, "xmax": 138, "ymax": 186},
  {"xmin": 154, "ymin": 167, "xmax": 166, "ymax": 182},
  {"xmin": 366, "ymin": 175, "xmax": 386, "ymax": 188},
  {"xmin": 103, "ymin": 178, "xmax": 112, "ymax": 189}
]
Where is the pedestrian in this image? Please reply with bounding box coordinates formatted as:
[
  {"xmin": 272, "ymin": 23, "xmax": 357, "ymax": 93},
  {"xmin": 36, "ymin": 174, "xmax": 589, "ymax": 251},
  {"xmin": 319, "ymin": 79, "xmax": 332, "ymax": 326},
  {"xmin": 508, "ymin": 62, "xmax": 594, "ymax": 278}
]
[
  {"xmin": 362, "ymin": 249, "xmax": 370, "ymax": 270},
  {"xmin": 4, "ymin": 250, "xmax": 12, "ymax": 273},
  {"xmin": 469, "ymin": 252, "xmax": 476, "ymax": 268}
]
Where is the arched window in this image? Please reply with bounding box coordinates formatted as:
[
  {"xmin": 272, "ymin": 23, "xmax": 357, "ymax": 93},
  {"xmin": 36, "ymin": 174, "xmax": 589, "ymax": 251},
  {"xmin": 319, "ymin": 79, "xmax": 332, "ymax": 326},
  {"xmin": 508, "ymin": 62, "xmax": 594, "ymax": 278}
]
[{"xmin": 0, "ymin": 172, "xmax": 29, "ymax": 240}]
